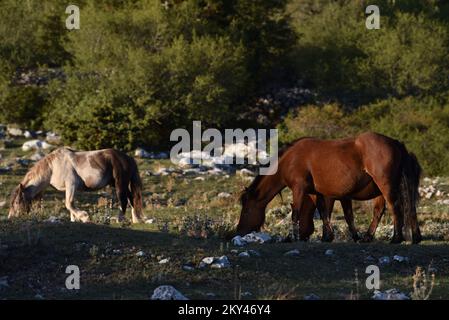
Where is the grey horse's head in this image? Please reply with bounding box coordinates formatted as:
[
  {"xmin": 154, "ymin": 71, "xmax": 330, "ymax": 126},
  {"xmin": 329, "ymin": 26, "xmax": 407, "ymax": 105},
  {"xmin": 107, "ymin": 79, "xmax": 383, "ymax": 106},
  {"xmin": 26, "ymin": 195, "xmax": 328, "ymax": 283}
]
[{"xmin": 9, "ymin": 184, "xmax": 31, "ymax": 218}]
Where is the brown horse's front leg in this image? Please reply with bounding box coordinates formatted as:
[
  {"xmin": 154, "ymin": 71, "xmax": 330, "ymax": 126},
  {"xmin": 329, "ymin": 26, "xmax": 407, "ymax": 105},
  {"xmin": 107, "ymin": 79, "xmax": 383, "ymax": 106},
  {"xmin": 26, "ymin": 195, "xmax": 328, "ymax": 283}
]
[
  {"xmin": 300, "ymin": 195, "xmax": 316, "ymax": 240},
  {"xmin": 291, "ymin": 186, "xmax": 307, "ymax": 241},
  {"xmin": 291, "ymin": 195, "xmax": 315, "ymax": 241},
  {"xmin": 290, "ymin": 203, "xmax": 300, "ymax": 241}
]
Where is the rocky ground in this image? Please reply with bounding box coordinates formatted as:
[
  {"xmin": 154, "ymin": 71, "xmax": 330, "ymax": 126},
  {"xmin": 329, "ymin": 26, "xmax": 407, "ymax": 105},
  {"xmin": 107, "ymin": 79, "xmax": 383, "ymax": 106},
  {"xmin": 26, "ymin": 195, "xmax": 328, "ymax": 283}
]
[{"xmin": 1, "ymin": 125, "xmax": 449, "ymax": 300}]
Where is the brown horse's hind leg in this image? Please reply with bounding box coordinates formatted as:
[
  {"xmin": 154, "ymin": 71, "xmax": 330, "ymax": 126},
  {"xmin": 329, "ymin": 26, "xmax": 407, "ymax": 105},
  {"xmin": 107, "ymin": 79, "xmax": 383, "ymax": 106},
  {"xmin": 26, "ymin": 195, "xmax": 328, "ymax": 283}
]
[
  {"xmin": 375, "ymin": 185, "xmax": 404, "ymax": 243},
  {"xmin": 340, "ymin": 199, "xmax": 360, "ymax": 242},
  {"xmin": 409, "ymin": 209, "xmax": 422, "ymax": 244},
  {"xmin": 316, "ymin": 195, "xmax": 335, "ymax": 242},
  {"xmin": 361, "ymin": 196, "xmax": 386, "ymax": 242}
]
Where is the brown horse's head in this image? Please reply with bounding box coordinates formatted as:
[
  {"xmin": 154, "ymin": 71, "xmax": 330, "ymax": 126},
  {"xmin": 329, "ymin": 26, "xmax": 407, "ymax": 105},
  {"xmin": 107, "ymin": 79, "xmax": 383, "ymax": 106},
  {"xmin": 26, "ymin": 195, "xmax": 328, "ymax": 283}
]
[
  {"xmin": 9, "ymin": 184, "xmax": 31, "ymax": 218},
  {"xmin": 236, "ymin": 178, "xmax": 267, "ymax": 236}
]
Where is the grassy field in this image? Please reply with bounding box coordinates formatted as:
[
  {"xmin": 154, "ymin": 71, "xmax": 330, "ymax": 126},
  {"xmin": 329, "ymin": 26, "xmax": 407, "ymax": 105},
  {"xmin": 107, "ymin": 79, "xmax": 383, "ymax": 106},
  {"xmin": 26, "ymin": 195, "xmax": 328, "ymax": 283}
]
[{"xmin": 1, "ymin": 138, "xmax": 449, "ymax": 300}]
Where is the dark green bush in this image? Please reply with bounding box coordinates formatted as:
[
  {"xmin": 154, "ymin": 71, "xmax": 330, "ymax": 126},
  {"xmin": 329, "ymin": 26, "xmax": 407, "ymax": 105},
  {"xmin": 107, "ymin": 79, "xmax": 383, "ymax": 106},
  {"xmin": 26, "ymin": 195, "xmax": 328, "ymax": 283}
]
[
  {"xmin": 45, "ymin": 33, "xmax": 249, "ymax": 150},
  {"xmin": 0, "ymin": 86, "xmax": 46, "ymax": 130},
  {"xmin": 290, "ymin": 1, "xmax": 449, "ymax": 102}
]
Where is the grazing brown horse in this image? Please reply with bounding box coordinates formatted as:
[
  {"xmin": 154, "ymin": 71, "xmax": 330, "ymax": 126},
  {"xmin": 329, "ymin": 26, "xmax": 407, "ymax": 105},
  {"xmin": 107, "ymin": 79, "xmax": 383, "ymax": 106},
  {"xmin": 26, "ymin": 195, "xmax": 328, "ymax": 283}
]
[
  {"xmin": 9, "ymin": 147, "xmax": 145, "ymax": 223},
  {"xmin": 237, "ymin": 132, "xmax": 422, "ymax": 244}
]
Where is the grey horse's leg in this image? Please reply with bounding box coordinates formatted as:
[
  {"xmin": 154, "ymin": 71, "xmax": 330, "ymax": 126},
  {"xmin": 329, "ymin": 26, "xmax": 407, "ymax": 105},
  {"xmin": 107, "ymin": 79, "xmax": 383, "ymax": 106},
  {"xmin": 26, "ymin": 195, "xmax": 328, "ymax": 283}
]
[{"xmin": 65, "ymin": 181, "xmax": 89, "ymax": 223}]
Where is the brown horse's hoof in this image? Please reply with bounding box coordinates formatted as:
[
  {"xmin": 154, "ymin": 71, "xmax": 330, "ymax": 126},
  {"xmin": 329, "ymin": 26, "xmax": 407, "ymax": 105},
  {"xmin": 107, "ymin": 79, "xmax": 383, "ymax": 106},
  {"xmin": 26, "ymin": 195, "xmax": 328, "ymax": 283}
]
[
  {"xmin": 321, "ymin": 233, "xmax": 335, "ymax": 243},
  {"xmin": 390, "ymin": 236, "xmax": 404, "ymax": 244},
  {"xmin": 412, "ymin": 233, "xmax": 422, "ymax": 244},
  {"xmin": 352, "ymin": 233, "xmax": 361, "ymax": 242},
  {"xmin": 360, "ymin": 234, "xmax": 374, "ymax": 243}
]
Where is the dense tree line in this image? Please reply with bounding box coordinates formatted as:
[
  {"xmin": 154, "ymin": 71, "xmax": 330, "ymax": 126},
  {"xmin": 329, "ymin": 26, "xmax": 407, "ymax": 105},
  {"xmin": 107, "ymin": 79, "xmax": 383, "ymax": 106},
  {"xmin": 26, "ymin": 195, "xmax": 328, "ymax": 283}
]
[{"xmin": 0, "ymin": 0, "xmax": 448, "ymax": 175}]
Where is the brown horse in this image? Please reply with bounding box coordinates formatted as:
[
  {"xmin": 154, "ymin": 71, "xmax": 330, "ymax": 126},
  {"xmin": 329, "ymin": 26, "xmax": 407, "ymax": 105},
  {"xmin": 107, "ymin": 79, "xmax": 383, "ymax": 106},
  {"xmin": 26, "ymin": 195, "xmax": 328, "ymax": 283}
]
[
  {"xmin": 237, "ymin": 132, "xmax": 422, "ymax": 244},
  {"xmin": 9, "ymin": 147, "xmax": 145, "ymax": 223}
]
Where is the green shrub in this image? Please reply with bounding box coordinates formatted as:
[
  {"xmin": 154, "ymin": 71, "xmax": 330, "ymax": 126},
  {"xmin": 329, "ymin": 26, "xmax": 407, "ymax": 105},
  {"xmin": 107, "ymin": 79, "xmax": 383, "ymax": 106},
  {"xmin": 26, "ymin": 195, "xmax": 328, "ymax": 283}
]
[
  {"xmin": 278, "ymin": 104, "xmax": 351, "ymax": 144},
  {"xmin": 46, "ymin": 34, "xmax": 249, "ymax": 150},
  {"xmin": 0, "ymin": 0, "xmax": 70, "ymax": 68},
  {"xmin": 290, "ymin": 1, "xmax": 449, "ymax": 102},
  {"xmin": 0, "ymin": 86, "xmax": 46, "ymax": 130}
]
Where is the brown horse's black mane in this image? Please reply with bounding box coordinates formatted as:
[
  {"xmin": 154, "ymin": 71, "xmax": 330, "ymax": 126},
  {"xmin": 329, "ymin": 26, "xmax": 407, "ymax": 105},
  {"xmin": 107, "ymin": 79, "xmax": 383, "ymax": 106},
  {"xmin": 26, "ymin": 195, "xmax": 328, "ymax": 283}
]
[{"xmin": 240, "ymin": 137, "xmax": 309, "ymax": 203}]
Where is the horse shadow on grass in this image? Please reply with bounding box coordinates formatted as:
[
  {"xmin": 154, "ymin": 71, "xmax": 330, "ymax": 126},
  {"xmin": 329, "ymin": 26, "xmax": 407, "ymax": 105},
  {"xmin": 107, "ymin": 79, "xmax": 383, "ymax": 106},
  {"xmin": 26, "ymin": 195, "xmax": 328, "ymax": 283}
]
[{"xmin": 1, "ymin": 220, "xmax": 449, "ymax": 299}]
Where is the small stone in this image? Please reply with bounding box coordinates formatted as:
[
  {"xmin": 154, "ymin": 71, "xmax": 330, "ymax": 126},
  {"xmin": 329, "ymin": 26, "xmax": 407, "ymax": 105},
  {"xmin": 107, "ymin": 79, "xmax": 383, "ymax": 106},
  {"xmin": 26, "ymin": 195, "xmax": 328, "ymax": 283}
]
[
  {"xmin": 379, "ymin": 256, "xmax": 391, "ymax": 265},
  {"xmin": 30, "ymin": 152, "xmax": 44, "ymax": 162},
  {"xmin": 325, "ymin": 249, "xmax": 334, "ymax": 256},
  {"xmin": 238, "ymin": 251, "xmax": 250, "ymax": 258},
  {"xmin": 45, "ymin": 216, "xmax": 60, "ymax": 224},
  {"xmin": 231, "ymin": 235, "xmax": 246, "ymax": 247},
  {"xmin": 16, "ymin": 158, "xmax": 31, "ymax": 166},
  {"xmin": 159, "ymin": 258, "xmax": 170, "ymax": 264},
  {"xmin": 0, "ymin": 276, "xmax": 9, "ymax": 289},
  {"xmin": 136, "ymin": 251, "xmax": 145, "ymax": 257},
  {"xmin": 0, "ymin": 166, "xmax": 12, "ymax": 173},
  {"xmin": 7, "ymin": 127, "xmax": 23, "ymax": 137},
  {"xmin": 150, "ymin": 285, "xmax": 188, "ymax": 300},
  {"xmin": 372, "ymin": 289, "xmax": 409, "ymax": 300},
  {"xmin": 182, "ymin": 265, "xmax": 195, "ymax": 272},
  {"xmin": 284, "ymin": 249, "xmax": 300, "ymax": 257},
  {"xmin": 238, "ymin": 169, "xmax": 255, "ymax": 176},
  {"xmin": 241, "ymin": 232, "xmax": 272, "ymax": 244},
  {"xmin": 46, "ymin": 132, "xmax": 62, "ymax": 144},
  {"xmin": 241, "ymin": 291, "xmax": 252, "ymax": 297},
  {"xmin": 201, "ymin": 257, "xmax": 215, "ymax": 265},
  {"xmin": 304, "ymin": 293, "xmax": 320, "ymax": 300},
  {"xmin": 134, "ymin": 148, "xmax": 151, "ymax": 158},
  {"xmin": 217, "ymin": 192, "xmax": 232, "ymax": 199},
  {"xmin": 211, "ymin": 256, "xmax": 231, "ymax": 269},
  {"xmin": 145, "ymin": 219, "xmax": 154, "ymax": 224},
  {"xmin": 24, "ymin": 130, "xmax": 35, "ymax": 138},
  {"xmin": 22, "ymin": 139, "xmax": 52, "ymax": 152},
  {"xmin": 393, "ymin": 255, "xmax": 409, "ymax": 263}
]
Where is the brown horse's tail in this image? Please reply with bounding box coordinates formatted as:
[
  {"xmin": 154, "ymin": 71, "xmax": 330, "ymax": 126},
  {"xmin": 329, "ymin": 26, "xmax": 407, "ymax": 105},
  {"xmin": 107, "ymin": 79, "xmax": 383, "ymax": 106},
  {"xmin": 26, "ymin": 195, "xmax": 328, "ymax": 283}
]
[
  {"xmin": 128, "ymin": 156, "xmax": 144, "ymax": 222},
  {"xmin": 397, "ymin": 144, "xmax": 422, "ymax": 243}
]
